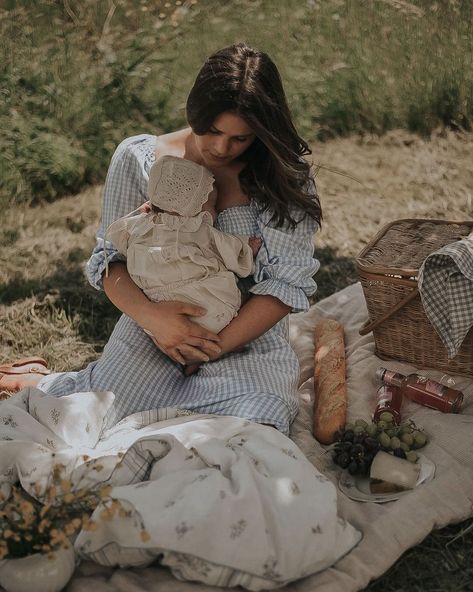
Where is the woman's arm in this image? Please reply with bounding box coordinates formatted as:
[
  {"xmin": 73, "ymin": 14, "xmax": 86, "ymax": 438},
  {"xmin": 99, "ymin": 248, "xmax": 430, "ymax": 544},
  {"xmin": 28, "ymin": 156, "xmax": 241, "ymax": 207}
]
[
  {"xmin": 103, "ymin": 262, "xmax": 221, "ymax": 364},
  {"xmin": 216, "ymin": 294, "xmax": 290, "ymax": 356}
]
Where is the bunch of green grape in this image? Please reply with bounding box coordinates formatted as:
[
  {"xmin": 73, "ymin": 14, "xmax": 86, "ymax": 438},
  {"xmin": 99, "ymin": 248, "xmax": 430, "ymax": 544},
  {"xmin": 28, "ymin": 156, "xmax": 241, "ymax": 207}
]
[{"xmin": 332, "ymin": 412, "xmax": 428, "ymax": 476}]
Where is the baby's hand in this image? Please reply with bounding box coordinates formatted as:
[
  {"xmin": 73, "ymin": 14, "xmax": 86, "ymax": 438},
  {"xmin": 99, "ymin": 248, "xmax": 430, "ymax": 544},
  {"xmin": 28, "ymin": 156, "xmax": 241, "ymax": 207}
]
[
  {"xmin": 138, "ymin": 201, "xmax": 152, "ymax": 214},
  {"xmin": 248, "ymin": 237, "xmax": 262, "ymax": 257}
]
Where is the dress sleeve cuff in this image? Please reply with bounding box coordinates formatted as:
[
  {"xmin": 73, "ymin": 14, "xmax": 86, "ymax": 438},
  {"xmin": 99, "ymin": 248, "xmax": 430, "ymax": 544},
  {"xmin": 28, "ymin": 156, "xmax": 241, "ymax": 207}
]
[
  {"xmin": 86, "ymin": 246, "xmax": 126, "ymax": 291},
  {"xmin": 249, "ymin": 279, "xmax": 312, "ymax": 313}
]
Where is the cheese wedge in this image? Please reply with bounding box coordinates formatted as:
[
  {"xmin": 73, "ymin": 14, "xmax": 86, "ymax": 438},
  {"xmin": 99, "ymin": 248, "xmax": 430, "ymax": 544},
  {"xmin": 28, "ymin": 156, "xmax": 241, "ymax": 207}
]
[{"xmin": 369, "ymin": 451, "xmax": 421, "ymax": 494}]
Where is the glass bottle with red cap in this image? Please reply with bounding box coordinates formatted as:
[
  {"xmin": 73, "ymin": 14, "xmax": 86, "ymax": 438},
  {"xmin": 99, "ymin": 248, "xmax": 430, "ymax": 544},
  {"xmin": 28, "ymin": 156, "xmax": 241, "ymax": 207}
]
[{"xmin": 376, "ymin": 367, "xmax": 463, "ymax": 413}]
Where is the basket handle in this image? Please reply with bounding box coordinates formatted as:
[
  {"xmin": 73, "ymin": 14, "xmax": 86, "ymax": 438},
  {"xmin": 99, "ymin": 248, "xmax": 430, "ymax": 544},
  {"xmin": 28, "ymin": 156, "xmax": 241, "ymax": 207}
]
[{"xmin": 359, "ymin": 287, "xmax": 419, "ymax": 336}]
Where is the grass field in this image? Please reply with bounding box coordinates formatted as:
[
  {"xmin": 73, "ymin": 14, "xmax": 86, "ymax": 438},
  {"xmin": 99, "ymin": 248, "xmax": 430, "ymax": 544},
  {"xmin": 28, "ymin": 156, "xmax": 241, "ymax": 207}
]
[
  {"xmin": 2, "ymin": 0, "xmax": 473, "ymax": 589},
  {"xmin": 1, "ymin": 0, "xmax": 473, "ymax": 208}
]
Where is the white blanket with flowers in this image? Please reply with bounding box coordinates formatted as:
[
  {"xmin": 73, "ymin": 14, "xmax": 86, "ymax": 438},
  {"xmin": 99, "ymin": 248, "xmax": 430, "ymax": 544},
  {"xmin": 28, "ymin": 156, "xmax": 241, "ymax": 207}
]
[{"xmin": 0, "ymin": 389, "xmax": 360, "ymax": 591}]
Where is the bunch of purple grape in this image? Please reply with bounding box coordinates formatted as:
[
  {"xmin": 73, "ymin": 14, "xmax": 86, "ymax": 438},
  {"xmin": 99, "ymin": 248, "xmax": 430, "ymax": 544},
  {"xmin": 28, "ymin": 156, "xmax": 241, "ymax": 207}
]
[
  {"xmin": 332, "ymin": 413, "xmax": 427, "ymax": 476},
  {"xmin": 332, "ymin": 425, "xmax": 380, "ymax": 476}
]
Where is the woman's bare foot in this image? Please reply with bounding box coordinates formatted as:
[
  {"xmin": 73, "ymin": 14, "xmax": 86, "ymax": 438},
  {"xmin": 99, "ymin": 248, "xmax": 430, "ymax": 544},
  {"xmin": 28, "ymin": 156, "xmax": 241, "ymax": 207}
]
[
  {"xmin": 0, "ymin": 373, "xmax": 44, "ymax": 393},
  {"xmin": 0, "ymin": 358, "xmax": 50, "ymax": 397}
]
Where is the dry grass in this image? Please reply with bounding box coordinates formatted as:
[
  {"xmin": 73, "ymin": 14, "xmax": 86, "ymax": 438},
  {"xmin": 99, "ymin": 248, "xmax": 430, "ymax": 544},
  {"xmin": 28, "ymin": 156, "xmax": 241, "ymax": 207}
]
[
  {"xmin": 1, "ymin": 130, "xmax": 473, "ymax": 590},
  {"xmin": 0, "ymin": 186, "xmax": 119, "ymax": 371},
  {"xmin": 314, "ymin": 128, "xmax": 473, "ymax": 255}
]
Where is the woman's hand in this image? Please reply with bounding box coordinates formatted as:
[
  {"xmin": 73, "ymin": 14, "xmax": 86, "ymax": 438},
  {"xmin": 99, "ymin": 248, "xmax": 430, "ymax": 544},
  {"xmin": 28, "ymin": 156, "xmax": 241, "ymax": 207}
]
[
  {"xmin": 103, "ymin": 263, "xmax": 221, "ymax": 365},
  {"xmin": 182, "ymin": 343, "xmax": 247, "ymax": 376},
  {"xmin": 182, "ymin": 294, "xmax": 290, "ymax": 376},
  {"xmin": 143, "ymin": 301, "xmax": 222, "ymax": 365}
]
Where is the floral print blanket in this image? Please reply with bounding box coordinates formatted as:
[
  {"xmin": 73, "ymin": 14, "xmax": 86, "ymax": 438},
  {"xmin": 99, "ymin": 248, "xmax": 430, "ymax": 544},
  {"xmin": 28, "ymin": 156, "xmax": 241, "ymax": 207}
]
[{"xmin": 0, "ymin": 388, "xmax": 360, "ymax": 590}]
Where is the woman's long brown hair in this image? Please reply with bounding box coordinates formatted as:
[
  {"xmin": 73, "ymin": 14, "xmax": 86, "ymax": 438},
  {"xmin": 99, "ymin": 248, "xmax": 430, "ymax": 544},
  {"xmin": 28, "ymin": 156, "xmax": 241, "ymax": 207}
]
[{"xmin": 186, "ymin": 43, "xmax": 322, "ymax": 229}]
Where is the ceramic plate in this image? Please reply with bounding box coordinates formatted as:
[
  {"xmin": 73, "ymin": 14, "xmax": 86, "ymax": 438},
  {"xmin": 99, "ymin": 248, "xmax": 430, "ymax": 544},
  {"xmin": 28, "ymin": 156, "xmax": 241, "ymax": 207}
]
[{"xmin": 338, "ymin": 453, "xmax": 436, "ymax": 503}]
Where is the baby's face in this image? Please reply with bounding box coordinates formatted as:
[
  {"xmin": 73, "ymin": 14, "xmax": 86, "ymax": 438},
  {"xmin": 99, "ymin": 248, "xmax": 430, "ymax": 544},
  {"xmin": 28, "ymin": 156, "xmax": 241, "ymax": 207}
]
[{"xmin": 201, "ymin": 187, "xmax": 218, "ymax": 223}]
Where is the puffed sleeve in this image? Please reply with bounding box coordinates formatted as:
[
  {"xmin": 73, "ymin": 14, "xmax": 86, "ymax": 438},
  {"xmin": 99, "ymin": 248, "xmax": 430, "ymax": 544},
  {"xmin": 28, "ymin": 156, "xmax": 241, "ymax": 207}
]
[
  {"xmin": 250, "ymin": 180, "xmax": 320, "ymax": 312},
  {"xmin": 85, "ymin": 135, "xmax": 151, "ymax": 290}
]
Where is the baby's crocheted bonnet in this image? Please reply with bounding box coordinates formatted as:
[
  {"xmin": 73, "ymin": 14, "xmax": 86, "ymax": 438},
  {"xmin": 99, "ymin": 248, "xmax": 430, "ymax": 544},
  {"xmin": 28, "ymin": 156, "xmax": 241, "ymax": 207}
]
[{"xmin": 148, "ymin": 155, "xmax": 215, "ymax": 216}]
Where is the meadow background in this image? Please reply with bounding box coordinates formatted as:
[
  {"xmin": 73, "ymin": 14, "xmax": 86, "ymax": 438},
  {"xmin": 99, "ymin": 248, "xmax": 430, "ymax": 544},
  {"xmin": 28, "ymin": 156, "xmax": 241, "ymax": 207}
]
[{"xmin": 1, "ymin": 0, "xmax": 473, "ymax": 590}]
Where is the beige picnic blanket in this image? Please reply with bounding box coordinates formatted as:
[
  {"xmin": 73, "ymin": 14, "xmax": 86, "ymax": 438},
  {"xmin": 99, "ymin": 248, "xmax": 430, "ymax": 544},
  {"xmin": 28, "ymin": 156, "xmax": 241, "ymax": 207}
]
[{"xmin": 67, "ymin": 282, "xmax": 473, "ymax": 592}]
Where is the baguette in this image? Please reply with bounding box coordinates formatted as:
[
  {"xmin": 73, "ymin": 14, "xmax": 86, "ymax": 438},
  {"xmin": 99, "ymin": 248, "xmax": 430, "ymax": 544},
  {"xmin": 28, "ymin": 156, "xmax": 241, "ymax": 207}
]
[{"xmin": 313, "ymin": 318, "xmax": 347, "ymax": 445}]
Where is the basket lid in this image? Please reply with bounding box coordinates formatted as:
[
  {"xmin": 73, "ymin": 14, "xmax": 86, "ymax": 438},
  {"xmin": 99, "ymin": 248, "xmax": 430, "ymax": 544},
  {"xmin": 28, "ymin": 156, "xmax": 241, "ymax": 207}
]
[{"xmin": 356, "ymin": 218, "xmax": 473, "ymax": 277}]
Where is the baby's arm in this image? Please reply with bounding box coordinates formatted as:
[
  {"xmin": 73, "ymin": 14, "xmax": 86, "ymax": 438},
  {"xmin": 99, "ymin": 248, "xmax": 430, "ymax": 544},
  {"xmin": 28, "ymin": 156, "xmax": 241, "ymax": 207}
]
[
  {"xmin": 106, "ymin": 204, "xmax": 152, "ymax": 256},
  {"xmin": 209, "ymin": 228, "xmax": 259, "ymax": 277},
  {"xmin": 105, "ymin": 217, "xmax": 131, "ymax": 256}
]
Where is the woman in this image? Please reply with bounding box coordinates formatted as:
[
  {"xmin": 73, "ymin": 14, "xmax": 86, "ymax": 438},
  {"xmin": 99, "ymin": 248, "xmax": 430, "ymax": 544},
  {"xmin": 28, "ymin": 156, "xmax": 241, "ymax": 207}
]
[{"xmin": 0, "ymin": 43, "xmax": 322, "ymax": 435}]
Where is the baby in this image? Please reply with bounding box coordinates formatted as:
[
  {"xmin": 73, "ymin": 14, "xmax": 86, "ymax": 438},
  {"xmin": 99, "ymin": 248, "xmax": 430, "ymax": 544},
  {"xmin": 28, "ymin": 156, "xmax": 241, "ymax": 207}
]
[{"xmin": 105, "ymin": 155, "xmax": 261, "ymax": 335}]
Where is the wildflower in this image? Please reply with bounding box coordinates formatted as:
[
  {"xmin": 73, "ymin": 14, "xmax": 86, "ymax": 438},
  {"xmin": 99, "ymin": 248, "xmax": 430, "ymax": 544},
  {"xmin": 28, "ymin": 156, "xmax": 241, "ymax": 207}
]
[
  {"xmin": 82, "ymin": 519, "xmax": 98, "ymax": 531},
  {"xmin": 0, "ymin": 463, "xmax": 129, "ymax": 560},
  {"xmin": 38, "ymin": 518, "xmax": 50, "ymax": 533},
  {"xmin": 50, "ymin": 529, "xmax": 68, "ymax": 547},
  {"xmin": 60, "ymin": 480, "xmax": 72, "ymax": 493},
  {"xmin": 20, "ymin": 500, "xmax": 35, "ymax": 515},
  {"xmin": 40, "ymin": 503, "xmax": 52, "ymax": 519},
  {"xmin": 46, "ymin": 485, "xmax": 57, "ymax": 501}
]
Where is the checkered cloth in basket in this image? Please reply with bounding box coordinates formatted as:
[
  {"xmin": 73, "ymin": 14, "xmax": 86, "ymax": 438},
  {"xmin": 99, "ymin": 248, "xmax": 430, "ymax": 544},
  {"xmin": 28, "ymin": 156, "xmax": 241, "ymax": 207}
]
[{"xmin": 418, "ymin": 234, "xmax": 473, "ymax": 359}]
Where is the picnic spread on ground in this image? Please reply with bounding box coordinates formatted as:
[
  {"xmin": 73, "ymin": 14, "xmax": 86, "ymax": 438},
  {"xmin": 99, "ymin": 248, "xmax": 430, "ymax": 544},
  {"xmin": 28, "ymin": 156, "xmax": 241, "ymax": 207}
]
[{"xmin": 0, "ymin": 218, "xmax": 472, "ymax": 592}]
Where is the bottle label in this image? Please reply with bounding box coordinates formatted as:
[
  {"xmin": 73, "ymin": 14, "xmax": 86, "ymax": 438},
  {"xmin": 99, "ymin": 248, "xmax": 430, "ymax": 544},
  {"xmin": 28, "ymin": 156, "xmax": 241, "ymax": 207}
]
[{"xmin": 424, "ymin": 380, "xmax": 448, "ymax": 397}]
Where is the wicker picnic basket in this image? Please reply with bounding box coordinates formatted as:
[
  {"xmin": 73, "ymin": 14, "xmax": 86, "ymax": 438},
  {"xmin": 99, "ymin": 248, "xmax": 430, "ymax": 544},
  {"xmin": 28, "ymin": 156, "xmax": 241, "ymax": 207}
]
[{"xmin": 356, "ymin": 218, "xmax": 473, "ymax": 378}]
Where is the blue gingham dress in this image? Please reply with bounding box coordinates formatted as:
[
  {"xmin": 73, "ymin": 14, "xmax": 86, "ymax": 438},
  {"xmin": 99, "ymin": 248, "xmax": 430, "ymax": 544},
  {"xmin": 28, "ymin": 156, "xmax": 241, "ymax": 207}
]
[{"xmin": 38, "ymin": 135, "xmax": 320, "ymax": 434}]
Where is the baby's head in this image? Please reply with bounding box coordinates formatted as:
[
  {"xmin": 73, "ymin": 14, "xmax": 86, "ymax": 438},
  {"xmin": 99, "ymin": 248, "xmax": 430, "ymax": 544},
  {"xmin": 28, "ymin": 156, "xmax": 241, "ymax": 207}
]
[{"xmin": 148, "ymin": 155, "xmax": 217, "ymax": 222}]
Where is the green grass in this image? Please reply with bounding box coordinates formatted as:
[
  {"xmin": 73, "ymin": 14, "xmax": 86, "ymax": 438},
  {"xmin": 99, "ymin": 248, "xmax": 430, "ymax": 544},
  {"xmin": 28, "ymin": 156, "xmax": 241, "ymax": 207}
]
[{"xmin": 1, "ymin": 0, "xmax": 473, "ymax": 208}]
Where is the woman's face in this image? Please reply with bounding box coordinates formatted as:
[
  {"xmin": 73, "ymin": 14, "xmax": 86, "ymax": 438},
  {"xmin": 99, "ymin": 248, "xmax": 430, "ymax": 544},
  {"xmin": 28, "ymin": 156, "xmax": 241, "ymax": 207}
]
[{"xmin": 193, "ymin": 112, "xmax": 255, "ymax": 168}]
